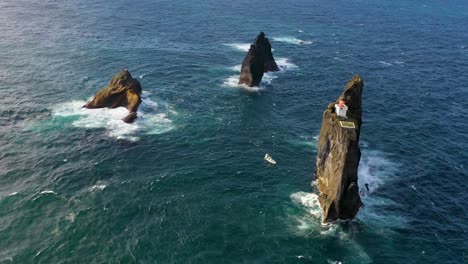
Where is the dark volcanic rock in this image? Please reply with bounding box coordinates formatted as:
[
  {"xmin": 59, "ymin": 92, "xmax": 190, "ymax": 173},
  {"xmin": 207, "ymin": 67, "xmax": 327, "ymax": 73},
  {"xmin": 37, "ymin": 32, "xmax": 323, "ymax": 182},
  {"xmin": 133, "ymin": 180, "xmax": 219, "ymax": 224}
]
[
  {"xmin": 238, "ymin": 45, "xmax": 264, "ymax": 87},
  {"xmin": 84, "ymin": 69, "xmax": 142, "ymax": 123},
  {"xmin": 315, "ymin": 75, "xmax": 364, "ymax": 222},
  {"xmin": 254, "ymin": 32, "xmax": 279, "ymax": 72},
  {"xmin": 238, "ymin": 32, "xmax": 279, "ymax": 87},
  {"xmin": 122, "ymin": 112, "xmax": 138, "ymax": 123}
]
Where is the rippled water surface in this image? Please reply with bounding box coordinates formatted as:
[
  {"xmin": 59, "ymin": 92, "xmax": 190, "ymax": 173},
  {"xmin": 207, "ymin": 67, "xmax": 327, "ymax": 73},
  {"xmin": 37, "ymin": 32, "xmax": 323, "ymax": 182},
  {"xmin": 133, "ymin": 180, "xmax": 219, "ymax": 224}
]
[{"xmin": 1, "ymin": 0, "xmax": 467, "ymax": 263}]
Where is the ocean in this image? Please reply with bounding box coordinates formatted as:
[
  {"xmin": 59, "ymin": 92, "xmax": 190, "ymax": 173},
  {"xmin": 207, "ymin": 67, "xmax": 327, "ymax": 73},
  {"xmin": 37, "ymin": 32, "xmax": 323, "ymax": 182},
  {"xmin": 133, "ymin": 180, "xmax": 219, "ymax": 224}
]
[{"xmin": 0, "ymin": 0, "xmax": 467, "ymax": 263}]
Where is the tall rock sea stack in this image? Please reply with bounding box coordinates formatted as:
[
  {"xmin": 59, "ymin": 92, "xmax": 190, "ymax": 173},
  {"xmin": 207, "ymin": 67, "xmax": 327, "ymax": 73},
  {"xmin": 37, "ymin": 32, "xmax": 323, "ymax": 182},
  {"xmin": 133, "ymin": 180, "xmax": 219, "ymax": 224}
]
[
  {"xmin": 254, "ymin": 32, "xmax": 279, "ymax": 72},
  {"xmin": 84, "ymin": 69, "xmax": 142, "ymax": 123},
  {"xmin": 238, "ymin": 32, "xmax": 279, "ymax": 87},
  {"xmin": 315, "ymin": 76, "xmax": 364, "ymax": 222}
]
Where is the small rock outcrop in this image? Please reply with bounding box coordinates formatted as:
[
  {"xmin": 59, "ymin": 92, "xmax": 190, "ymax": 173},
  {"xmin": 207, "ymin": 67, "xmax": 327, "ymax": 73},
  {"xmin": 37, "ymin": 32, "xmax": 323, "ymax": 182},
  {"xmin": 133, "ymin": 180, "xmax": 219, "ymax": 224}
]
[
  {"xmin": 84, "ymin": 69, "xmax": 142, "ymax": 123},
  {"xmin": 315, "ymin": 76, "xmax": 364, "ymax": 222},
  {"xmin": 238, "ymin": 32, "xmax": 279, "ymax": 87}
]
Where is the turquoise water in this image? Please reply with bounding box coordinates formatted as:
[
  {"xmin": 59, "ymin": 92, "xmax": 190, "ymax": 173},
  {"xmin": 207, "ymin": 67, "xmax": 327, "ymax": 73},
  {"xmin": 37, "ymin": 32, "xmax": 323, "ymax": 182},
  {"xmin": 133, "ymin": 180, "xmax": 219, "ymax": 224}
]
[{"xmin": 1, "ymin": 0, "xmax": 467, "ymax": 263}]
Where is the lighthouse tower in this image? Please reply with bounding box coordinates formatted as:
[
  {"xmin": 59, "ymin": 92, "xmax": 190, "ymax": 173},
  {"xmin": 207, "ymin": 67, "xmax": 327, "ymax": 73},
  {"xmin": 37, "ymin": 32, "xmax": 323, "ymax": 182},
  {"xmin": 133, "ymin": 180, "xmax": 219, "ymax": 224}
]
[{"xmin": 335, "ymin": 100, "xmax": 348, "ymax": 118}]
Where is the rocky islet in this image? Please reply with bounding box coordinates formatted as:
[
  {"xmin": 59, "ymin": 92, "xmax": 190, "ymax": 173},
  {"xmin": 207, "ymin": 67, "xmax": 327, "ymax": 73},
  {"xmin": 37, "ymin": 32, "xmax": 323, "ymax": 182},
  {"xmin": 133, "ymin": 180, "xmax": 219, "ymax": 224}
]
[
  {"xmin": 315, "ymin": 76, "xmax": 364, "ymax": 222},
  {"xmin": 84, "ymin": 69, "xmax": 142, "ymax": 123},
  {"xmin": 238, "ymin": 32, "xmax": 279, "ymax": 87}
]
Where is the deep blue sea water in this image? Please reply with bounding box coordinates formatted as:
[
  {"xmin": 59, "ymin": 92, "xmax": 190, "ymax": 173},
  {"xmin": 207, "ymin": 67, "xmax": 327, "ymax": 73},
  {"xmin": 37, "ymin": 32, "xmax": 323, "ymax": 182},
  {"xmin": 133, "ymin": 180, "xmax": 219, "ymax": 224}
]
[{"xmin": 1, "ymin": 0, "xmax": 467, "ymax": 263}]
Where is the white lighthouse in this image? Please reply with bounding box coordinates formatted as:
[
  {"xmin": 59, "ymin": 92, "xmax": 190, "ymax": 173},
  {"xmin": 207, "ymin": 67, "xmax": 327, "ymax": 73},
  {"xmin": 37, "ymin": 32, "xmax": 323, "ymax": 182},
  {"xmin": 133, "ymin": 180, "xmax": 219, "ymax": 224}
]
[{"xmin": 335, "ymin": 100, "xmax": 348, "ymax": 118}]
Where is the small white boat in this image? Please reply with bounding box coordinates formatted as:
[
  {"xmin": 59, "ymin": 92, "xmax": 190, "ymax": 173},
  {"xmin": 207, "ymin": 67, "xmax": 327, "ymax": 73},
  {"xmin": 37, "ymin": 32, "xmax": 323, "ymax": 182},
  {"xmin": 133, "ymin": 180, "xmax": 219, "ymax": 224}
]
[{"xmin": 264, "ymin": 153, "xmax": 277, "ymax": 165}]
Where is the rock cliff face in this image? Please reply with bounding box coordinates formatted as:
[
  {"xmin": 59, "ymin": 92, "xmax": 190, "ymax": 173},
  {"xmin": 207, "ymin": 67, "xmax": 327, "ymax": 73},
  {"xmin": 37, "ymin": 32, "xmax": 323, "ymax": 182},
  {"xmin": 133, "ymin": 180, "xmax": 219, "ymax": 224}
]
[
  {"xmin": 238, "ymin": 44, "xmax": 264, "ymax": 87},
  {"xmin": 84, "ymin": 69, "xmax": 142, "ymax": 123},
  {"xmin": 253, "ymin": 32, "xmax": 279, "ymax": 72},
  {"xmin": 238, "ymin": 32, "xmax": 279, "ymax": 87},
  {"xmin": 315, "ymin": 76, "xmax": 364, "ymax": 222}
]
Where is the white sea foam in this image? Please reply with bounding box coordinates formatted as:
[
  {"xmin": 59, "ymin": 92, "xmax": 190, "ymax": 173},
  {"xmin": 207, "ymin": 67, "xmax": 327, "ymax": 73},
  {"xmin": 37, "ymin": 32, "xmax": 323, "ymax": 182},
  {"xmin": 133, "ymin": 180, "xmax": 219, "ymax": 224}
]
[
  {"xmin": 289, "ymin": 150, "xmax": 392, "ymax": 263},
  {"xmin": 320, "ymin": 224, "xmax": 340, "ymax": 236},
  {"xmin": 378, "ymin": 61, "xmax": 393, "ymax": 66},
  {"xmin": 224, "ymin": 43, "xmax": 251, "ymax": 52},
  {"xmin": 357, "ymin": 149, "xmax": 407, "ymax": 229},
  {"xmin": 358, "ymin": 149, "xmax": 397, "ymax": 196},
  {"xmin": 141, "ymin": 97, "xmax": 159, "ymax": 109},
  {"xmin": 222, "ymin": 75, "xmax": 268, "ymax": 92},
  {"xmin": 228, "ymin": 58, "xmax": 297, "ymax": 74},
  {"xmin": 52, "ymin": 94, "xmax": 174, "ymax": 141},
  {"xmin": 230, "ymin": 65, "xmax": 242, "ymax": 72},
  {"xmin": 224, "ymin": 57, "xmax": 297, "ymax": 90},
  {"xmin": 291, "ymin": 147, "xmax": 402, "ymax": 227},
  {"xmin": 223, "ymin": 75, "xmax": 243, "ymax": 88},
  {"xmin": 222, "ymin": 74, "xmax": 277, "ymax": 92},
  {"xmin": 290, "ymin": 191, "xmax": 322, "ymax": 219},
  {"xmin": 288, "ymin": 190, "xmax": 372, "ymax": 263},
  {"xmin": 272, "ymin": 36, "xmax": 313, "ymax": 45},
  {"xmin": 65, "ymin": 212, "xmax": 76, "ymax": 222},
  {"xmin": 290, "ymin": 185, "xmax": 342, "ymax": 233},
  {"xmin": 40, "ymin": 190, "xmax": 57, "ymax": 195},
  {"xmin": 275, "ymin": 57, "xmax": 298, "ymax": 71},
  {"xmin": 90, "ymin": 184, "xmax": 107, "ymax": 191},
  {"xmin": 262, "ymin": 72, "xmax": 278, "ymax": 84}
]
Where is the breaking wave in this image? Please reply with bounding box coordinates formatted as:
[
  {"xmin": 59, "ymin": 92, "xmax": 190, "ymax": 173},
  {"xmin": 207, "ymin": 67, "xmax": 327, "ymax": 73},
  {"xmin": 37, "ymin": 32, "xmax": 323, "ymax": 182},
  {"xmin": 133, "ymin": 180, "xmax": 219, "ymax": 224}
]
[
  {"xmin": 289, "ymin": 188, "xmax": 372, "ymax": 263},
  {"xmin": 275, "ymin": 57, "xmax": 298, "ymax": 71},
  {"xmin": 222, "ymin": 73, "xmax": 278, "ymax": 92},
  {"xmin": 290, "ymin": 191, "xmax": 322, "ymax": 220},
  {"xmin": 289, "ymin": 146, "xmax": 404, "ymax": 236},
  {"xmin": 290, "ymin": 147, "xmax": 402, "ymax": 221},
  {"xmin": 224, "ymin": 43, "xmax": 251, "ymax": 52},
  {"xmin": 357, "ymin": 149, "xmax": 406, "ymax": 229},
  {"xmin": 52, "ymin": 93, "xmax": 175, "ymax": 141},
  {"xmin": 223, "ymin": 57, "xmax": 298, "ymax": 91}
]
